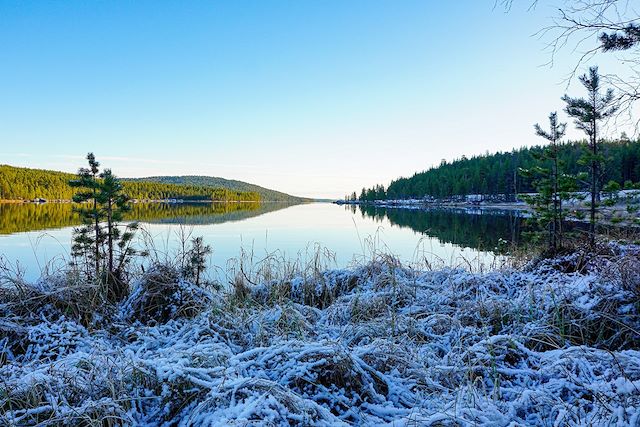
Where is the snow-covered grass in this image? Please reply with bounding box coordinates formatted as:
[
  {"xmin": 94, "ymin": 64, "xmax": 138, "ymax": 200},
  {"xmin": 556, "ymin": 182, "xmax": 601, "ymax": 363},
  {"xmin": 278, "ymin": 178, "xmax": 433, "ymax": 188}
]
[{"xmin": 2, "ymin": 244, "xmax": 640, "ymax": 425}]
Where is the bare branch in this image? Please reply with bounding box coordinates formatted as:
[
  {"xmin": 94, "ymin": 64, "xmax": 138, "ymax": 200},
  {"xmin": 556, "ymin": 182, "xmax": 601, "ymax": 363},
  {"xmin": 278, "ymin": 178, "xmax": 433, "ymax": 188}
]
[{"xmin": 505, "ymin": 0, "xmax": 640, "ymax": 134}]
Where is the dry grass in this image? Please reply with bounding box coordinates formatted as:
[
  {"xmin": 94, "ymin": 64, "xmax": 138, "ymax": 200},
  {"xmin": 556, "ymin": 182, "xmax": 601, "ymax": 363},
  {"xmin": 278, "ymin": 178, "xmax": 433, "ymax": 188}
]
[
  {"xmin": 121, "ymin": 263, "xmax": 214, "ymax": 324},
  {"xmin": 2, "ymin": 236, "xmax": 640, "ymax": 425}
]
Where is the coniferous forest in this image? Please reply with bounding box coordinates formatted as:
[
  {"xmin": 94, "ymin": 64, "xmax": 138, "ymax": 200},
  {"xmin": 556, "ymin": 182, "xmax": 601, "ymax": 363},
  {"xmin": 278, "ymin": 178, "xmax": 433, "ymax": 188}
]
[
  {"xmin": 356, "ymin": 138, "xmax": 640, "ymax": 201},
  {"xmin": 0, "ymin": 164, "xmax": 264, "ymax": 202}
]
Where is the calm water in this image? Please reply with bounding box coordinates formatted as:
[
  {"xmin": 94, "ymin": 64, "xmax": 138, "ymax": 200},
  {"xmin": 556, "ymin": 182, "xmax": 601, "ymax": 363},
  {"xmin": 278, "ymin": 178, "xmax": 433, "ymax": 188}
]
[{"xmin": 0, "ymin": 202, "xmax": 524, "ymax": 281}]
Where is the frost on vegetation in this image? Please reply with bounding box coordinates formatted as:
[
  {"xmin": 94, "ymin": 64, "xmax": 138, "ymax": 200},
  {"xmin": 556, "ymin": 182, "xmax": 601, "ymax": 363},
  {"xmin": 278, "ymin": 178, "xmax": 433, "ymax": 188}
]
[
  {"xmin": 120, "ymin": 264, "xmax": 215, "ymax": 325},
  {"xmin": 2, "ymin": 247, "xmax": 640, "ymax": 425}
]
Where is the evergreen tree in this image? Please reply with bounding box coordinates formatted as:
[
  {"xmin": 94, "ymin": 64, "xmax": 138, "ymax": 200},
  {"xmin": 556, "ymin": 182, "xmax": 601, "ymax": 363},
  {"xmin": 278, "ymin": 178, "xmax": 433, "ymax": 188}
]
[
  {"xmin": 521, "ymin": 112, "xmax": 577, "ymax": 253},
  {"xmin": 68, "ymin": 154, "xmax": 139, "ymax": 301},
  {"xmin": 97, "ymin": 168, "xmax": 136, "ymax": 300},
  {"xmin": 69, "ymin": 153, "xmax": 103, "ymax": 279},
  {"xmin": 562, "ymin": 66, "xmax": 618, "ymax": 247},
  {"xmin": 70, "ymin": 224, "xmax": 98, "ymax": 279},
  {"xmin": 184, "ymin": 236, "xmax": 212, "ymax": 286}
]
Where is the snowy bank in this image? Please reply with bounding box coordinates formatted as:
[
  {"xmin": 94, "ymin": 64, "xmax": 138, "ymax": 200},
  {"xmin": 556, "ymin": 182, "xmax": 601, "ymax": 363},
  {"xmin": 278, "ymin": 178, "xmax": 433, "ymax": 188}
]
[{"xmin": 2, "ymin": 247, "xmax": 640, "ymax": 426}]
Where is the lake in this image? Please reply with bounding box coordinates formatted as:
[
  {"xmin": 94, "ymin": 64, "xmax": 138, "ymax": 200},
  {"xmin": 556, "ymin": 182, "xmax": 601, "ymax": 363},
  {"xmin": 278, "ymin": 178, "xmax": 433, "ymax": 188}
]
[{"xmin": 0, "ymin": 202, "xmax": 525, "ymax": 281}]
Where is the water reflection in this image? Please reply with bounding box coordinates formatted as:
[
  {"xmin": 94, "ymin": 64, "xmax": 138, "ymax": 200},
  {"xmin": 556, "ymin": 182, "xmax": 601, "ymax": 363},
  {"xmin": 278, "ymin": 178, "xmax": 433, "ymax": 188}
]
[
  {"xmin": 354, "ymin": 204, "xmax": 525, "ymax": 252},
  {"xmin": 0, "ymin": 202, "xmax": 294, "ymax": 235},
  {"xmin": 0, "ymin": 202, "xmax": 523, "ymax": 281}
]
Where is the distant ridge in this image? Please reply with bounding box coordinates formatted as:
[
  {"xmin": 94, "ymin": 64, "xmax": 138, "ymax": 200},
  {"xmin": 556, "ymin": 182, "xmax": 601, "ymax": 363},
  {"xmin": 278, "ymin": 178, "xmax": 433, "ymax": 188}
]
[
  {"xmin": 124, "ymin": 175, "xmax": 308, "ymax": 202},
  {"xmin": 0, "ymin": 165, "xmax": 308, "ymax": 202}
]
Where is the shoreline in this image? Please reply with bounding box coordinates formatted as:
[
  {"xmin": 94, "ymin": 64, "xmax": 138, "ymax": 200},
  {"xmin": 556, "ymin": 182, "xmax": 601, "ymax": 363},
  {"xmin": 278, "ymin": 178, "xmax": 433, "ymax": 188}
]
[
  {"xmin": 336, "ymin": 199, "xmax": 530, "ymax": 211},
  {"xmin": 336, "ymin": 199, "xmax": 640, "ymax": 228}
]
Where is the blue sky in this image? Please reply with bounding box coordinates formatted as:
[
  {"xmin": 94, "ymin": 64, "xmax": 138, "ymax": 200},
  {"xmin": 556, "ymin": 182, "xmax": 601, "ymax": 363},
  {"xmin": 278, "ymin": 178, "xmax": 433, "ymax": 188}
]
[{"xmin": 0, "ymin": 1, "xmax": 630, "ymax": 198}]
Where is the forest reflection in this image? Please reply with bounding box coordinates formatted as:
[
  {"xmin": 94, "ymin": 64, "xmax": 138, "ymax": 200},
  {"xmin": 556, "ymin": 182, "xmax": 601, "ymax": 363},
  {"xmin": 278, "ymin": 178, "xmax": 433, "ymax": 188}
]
[
  {"xmin": 353, "ymin": 204, "xmax": 525, "ymax": 252},
  {"xmin": 0, "ymin": 202, "xmax": 293, "ymax": 235}
]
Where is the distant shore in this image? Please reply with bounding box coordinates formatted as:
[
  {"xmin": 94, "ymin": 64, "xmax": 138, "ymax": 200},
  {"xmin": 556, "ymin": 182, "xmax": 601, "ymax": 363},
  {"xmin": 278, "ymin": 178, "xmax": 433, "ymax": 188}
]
[
  {"xmin": 336, "ymin": 198, "xmax": 640, "ymax": 228},
  {"xmin": 339, "ymin": 199, "xmax": 527, "ymax": 209},
  {"xmin": 335, "ymin": 198, "xmax": 530, "ymax": 212}
]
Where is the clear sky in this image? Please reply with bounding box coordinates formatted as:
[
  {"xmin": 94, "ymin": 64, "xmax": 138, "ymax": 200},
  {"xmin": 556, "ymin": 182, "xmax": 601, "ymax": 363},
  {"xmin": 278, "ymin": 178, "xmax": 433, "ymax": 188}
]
[{"xmin": 0, "ymin": 1, "xmax": 632, "ymax": 199}]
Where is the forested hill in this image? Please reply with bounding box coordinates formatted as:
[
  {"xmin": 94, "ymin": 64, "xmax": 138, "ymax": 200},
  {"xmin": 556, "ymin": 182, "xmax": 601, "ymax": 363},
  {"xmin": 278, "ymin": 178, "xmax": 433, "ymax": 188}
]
[
  {"xmin": 0, "ymin": 165, "xmax": 298, "ymax": 202},
  {"xmin": 124, "ymin": 176, "xmax": 306, "ymax": 202},
  {"xmin": 356, "ymin": 139, "xmax": 640, "ymax": 201}
]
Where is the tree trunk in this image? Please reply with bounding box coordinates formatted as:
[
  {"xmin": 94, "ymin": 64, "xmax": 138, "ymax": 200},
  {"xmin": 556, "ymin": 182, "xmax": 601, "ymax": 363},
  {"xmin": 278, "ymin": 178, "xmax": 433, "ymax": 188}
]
[
  {"xmin": 590, "ymin": 122, "xmax": 597, "ymax": 249},
  {"xmin": 107, "ymin": 198, "xmax": 113, "ymax": 276},
  {"xmin": 553, "ymin": 153, "xmax": 559, "ymax": 253},
  {"xmin": 93, "ymin": 181, "xmax": 100, "ymax": 280}
]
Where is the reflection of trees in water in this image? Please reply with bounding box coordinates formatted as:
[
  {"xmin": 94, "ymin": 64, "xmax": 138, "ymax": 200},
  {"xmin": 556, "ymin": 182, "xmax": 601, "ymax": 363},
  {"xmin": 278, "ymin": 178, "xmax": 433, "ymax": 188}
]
[
  {"xmin": 0, "ymin": 203, "xmax": 80, "ymax": 235},
  {"xmin": 130, "ymin": 202, "xmax": 294, "ymax": 225},
  {"xmin": 356, "ymin": 205, "xmax": 524, "ymax": 251},
  {"xmin": 0, "ymin": 202, "xmax": 295, "ymax": 235}
]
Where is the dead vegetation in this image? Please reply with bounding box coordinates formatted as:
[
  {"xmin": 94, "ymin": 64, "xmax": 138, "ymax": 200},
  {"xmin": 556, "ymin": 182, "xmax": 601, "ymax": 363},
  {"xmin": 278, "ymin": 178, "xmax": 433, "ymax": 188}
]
[{"xmin": 121, "ymin": 264, "xmax": 214, "ymax": 325}]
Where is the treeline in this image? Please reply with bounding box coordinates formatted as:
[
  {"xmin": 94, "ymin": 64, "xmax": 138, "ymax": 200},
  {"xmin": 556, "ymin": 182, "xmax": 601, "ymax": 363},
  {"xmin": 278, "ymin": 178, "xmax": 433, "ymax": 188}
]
[
  {"xmin": 126, "ymin": 176, "xmax": 305, "ymax": 202},
  {"xmin": 124, "ymin": 181, "xmax": 261, "ymax": 202},
  {"xmin": 355, "ymin": 138, "xmax": 640, "ymax": 201},
  {"xmin": 0, "ymin": 165, "xmax": 260, "ymax": 202}
]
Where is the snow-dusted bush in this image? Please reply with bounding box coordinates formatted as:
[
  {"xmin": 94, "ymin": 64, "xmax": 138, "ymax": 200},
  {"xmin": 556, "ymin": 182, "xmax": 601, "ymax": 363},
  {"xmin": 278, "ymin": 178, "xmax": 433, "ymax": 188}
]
[{"xmin": 121, "ymin": 264, "xmax": 214, "ymax": 324}]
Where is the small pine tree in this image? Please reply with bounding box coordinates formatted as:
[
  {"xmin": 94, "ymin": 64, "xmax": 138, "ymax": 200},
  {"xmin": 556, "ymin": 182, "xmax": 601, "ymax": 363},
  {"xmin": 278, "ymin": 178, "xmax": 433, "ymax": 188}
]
[
  {"xmin": 69, "ymin": 154, "xmax": 139, "ymax": 301},
  {"xmin": 70, "ymin": 224, "xmax": 98, "ymax": 278},
  {"xmin": 98, "ymin": 170, "xmax": 130, "ymax": 274},
  {"xmin": 184, "ymin": 237, "xmax": 212, "ymax": 286},
  {"xmin": 520, "ymin": 112, "xmax": 578, "ymax": 254},
  {"xmin": 97, "ymin": 168, "xmax": 136, "ymax": 300},
  {"xmin": 69, "ymin": 153, "xmax": 103, "ymax": 280},
  {"xmin": 562, "ymin": 66, "xmax": 618, "ymax": 247}
]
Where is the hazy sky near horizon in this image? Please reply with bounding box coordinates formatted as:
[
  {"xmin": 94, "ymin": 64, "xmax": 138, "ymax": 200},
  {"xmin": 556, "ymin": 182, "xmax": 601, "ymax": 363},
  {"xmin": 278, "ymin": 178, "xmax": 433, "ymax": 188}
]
[{"xmin": 0, "ymin": 1, "xmax": 633, "ymax": 198}]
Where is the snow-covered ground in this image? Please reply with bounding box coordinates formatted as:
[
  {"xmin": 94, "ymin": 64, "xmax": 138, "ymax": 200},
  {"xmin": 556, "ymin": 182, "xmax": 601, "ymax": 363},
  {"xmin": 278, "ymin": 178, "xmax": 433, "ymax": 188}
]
[{"xmin": 2, "ymin": 245, "xmax": 640, "ymax": 426}]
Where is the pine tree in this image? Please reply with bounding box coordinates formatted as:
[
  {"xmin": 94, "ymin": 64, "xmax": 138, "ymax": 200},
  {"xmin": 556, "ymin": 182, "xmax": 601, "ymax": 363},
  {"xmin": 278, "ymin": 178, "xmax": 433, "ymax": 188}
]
[
  {"xmin": 70, "ymin": 224, "xmax": 97, "ymax": 278},
  {"xmin": 184, "ymin": 237, "xmax": 212, "ymax": 286},
  {"xmin": 562, "ymin": 66, "xmax": 618, "ymax": 247},
  {"xmin": 521, "ymin": 112, "xmax": 577, "ymax": 253},
  {"xmin": 69, "ymin": 153, "xmax": 103, "ymax": 279},
  {"xmin": 68, "ymin": 154, "xmax": 138, "ymax": 301},
  {"xmin": 97, "ymin": 168, "xmax": 135, "ymax": 300}
]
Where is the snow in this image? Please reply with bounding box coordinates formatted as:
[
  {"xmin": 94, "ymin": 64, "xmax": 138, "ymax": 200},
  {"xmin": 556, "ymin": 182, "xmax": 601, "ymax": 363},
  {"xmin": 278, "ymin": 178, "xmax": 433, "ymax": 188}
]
[{"xmin": 2, "ymin": 250, "xmax": 640, "ymax": 425}]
